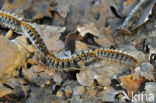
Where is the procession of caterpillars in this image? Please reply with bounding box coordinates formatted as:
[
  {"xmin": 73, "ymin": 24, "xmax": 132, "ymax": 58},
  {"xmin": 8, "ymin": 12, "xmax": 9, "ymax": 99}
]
[{"xmin": 0, "ymin": 10, "xmax": 140, "ymax": 69}]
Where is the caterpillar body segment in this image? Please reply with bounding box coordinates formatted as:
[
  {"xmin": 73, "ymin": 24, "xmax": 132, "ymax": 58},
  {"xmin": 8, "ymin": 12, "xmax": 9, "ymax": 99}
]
[
  {"xmin": 20, "ymin": 22, "xmax": 49, "ymax": 55},
  {"xmin": 0, "ymin": 11, "xmax": 21, "ymax": 31}
]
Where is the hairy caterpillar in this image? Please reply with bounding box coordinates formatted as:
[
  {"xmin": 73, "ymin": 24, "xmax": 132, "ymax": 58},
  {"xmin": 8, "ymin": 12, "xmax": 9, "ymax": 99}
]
[
  {"xmin": 45, "ymin": 49, "xmax": 95, "ymax": 68},
  {"xmin": 0, "ymin": 11, "xmax": 49, "ymax": 56},
  {"xmin": 0, "ymin": 11, "xmax": 21, "ymax": 31},
  {"xmin": 20, "ymin": 21, "xmax": 49, "ymax": 55},
  {"xmin": 116, "ymin": 0, "xmax": 155, "ymax": 35},
  {"xmin": 94, "ymin": 48, "xmax": 139, "ymax": 67},
  {"xmin": 44, "ymin": 48, "xmax": 139, "ymax": 69}
]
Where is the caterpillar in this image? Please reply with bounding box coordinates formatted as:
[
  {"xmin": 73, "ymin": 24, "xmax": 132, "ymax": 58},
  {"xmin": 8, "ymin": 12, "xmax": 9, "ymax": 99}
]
[
  {"xmin": 44, "ymin": 48, "xmax": 139, "ymax": 69},
  {"xmin": 0, "ymin": 10, "xmax": 49, "ymax": 55},
  {"xmin": 0, "ymin": 11, "xmax": 21, "ymax": 31},
  {"xmin": 116, "ymin": 0, "xmax": 155, "ymax": 35},
  {"xmin": 45, "ymin": 49, "xmax": 95, "ymax": 68},
  {"xmin": 20, "ymin": 21, "xmax": 49, "ymax": 55},
  {"xmin": 94, "ymin": 48, "xmax": 139, "ymax": 67}
]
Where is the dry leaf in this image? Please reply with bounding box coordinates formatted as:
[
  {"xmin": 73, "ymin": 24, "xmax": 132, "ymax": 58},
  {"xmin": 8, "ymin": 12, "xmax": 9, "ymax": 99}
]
[
  {"xmin": 0, "ymin": 86, "xmax": 27, "ymax": 102},
  {"xmin": 2, "ymin": 0, "xmax": 50, "ymax": 20},
  {"xmin": 133, "ymin": 62, "xmax": 155, "ymax": 81},
  {"xmin": 120, "ymin": 75, "xmax": 145, "ymax": 97},
  {"xmin": 2, "ymin": 0, "xmax": 27, "ymax": 10},
  {"xmin": 65, "ymin": 31, "xmax": 83, "ymax": 53},
  {"xmin": 77, "ymin": 62, "xmax": 129, "ymax": 87},
  {"xmin": 0, "ymin": 83, "xmax": 12, "ymax": 97},
  {"xmin": 0, "ymin": 36, "xmax": 30, "ymax": 81},
  {"xmin": 95, "ymin": 26, "xmax": 115, "ymax": 47},
  {"xmin": 23, "ymin": 64, "xmax": 55, "ymax": 87},
  {"xmin": 5, "ymin": 29, "xmax": 13, "ymax": 40},
  {"xmin": 75, "ymin": 41, "xmax": 88, "ymax": 52}
]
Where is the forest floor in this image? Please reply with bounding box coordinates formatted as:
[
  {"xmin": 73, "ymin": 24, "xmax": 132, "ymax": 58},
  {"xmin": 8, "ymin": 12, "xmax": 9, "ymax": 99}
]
[{"xmin": 0, "ymin": 0, "xmax": 156, "ymax": 103}]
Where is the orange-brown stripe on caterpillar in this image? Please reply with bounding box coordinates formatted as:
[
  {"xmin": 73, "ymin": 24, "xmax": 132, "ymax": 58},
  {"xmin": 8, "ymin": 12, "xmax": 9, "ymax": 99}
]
[
  {"xmin": 20, "ymin": 21, "xmax": 49, "ymax": 55},
  {"xmin": 0, "ymin": 11, "xmax": 21, "ymax": 31}
]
